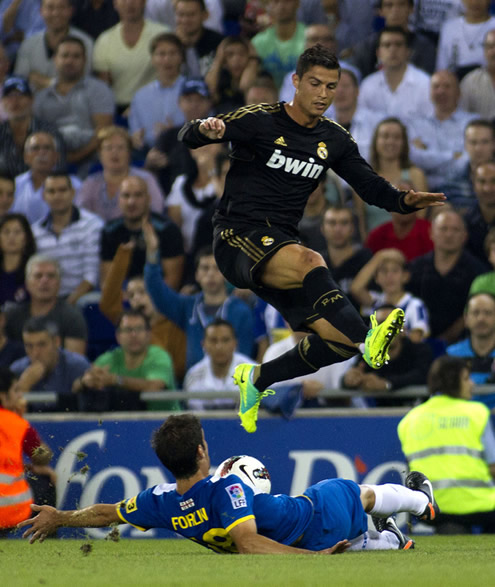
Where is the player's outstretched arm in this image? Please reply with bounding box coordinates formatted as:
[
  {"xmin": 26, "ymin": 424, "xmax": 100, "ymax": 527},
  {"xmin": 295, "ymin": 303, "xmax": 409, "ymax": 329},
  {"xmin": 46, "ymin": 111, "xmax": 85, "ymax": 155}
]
[
  {"xmin": 229, "ymin": 519, "xmax": 350, "ymax": 555},
  {"xmin": 403, "ymin": 190, "xmax": 446, "ymax": 209},
  {"xmin": 18, "ymin": 503, "xmax": 121, "ymax": 544}
]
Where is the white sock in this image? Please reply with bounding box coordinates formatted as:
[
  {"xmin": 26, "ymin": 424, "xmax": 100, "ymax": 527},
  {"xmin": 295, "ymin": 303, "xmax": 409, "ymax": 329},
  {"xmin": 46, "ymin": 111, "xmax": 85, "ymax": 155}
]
[
  {"xmin": 368, "ymin": 483, "xmax": 428, "ymax": 517},
  {"xmin": 348, "ymin": 530, "xmax": 399, "ymax": 551}
]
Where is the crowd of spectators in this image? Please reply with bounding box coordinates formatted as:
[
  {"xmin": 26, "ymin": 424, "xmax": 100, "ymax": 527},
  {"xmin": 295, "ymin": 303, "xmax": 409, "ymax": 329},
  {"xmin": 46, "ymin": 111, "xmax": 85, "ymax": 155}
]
[{"xmin": 2, "ymin": 0, "xmax": 495, "ymax": 416}]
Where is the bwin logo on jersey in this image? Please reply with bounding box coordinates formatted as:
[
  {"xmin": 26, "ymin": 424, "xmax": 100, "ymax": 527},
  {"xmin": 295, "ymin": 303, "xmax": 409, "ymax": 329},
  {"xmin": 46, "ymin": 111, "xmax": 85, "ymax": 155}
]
[{"xmin": 266, "ymin": 149, "xmax": 324, "ymax": 179}]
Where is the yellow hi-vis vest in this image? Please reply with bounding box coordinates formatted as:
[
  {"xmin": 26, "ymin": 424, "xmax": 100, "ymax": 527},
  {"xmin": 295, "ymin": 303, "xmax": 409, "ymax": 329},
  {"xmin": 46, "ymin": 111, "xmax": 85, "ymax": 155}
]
[{"xmin": 398, "ymin": 395, "xmax": 495, "ymax": 515}]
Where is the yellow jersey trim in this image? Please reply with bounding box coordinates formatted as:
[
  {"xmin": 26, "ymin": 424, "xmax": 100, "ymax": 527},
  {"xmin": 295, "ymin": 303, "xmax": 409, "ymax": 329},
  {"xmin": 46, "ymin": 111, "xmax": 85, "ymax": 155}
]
[{"xmin": 225, "ymin": 514, "xmax": 256, "ymax": 534}]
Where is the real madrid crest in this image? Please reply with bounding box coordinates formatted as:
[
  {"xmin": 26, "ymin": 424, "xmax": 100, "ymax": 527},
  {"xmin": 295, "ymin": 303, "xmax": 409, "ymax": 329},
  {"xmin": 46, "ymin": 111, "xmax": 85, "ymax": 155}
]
[
  {"xmin": 317, "ymin": 142, "xmax": 328, "ymax": 160},
  {"xmin": 261, "ymin": 236, "xmax": 274, "ymax": 246}
]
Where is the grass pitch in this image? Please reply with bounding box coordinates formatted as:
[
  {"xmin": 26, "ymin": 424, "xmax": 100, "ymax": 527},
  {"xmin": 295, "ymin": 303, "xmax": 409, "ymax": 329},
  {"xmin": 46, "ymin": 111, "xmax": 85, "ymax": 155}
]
[{"xmin": 3, "ymin": 535, "xmax": 495, "ymax": 587}]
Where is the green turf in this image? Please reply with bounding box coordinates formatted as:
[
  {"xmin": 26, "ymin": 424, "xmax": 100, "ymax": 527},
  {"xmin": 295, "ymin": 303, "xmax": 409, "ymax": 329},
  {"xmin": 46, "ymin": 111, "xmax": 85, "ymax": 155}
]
[{"xmin": 3, "ymin": 536, "xmax": 495, "ymax": 587}]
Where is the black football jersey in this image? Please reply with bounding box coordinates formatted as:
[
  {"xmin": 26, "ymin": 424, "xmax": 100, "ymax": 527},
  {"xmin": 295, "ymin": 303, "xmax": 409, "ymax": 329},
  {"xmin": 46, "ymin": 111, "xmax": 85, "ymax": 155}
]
[{"xmin": 179, "ymin": 102, "xmax": 416, "ymax": 235}]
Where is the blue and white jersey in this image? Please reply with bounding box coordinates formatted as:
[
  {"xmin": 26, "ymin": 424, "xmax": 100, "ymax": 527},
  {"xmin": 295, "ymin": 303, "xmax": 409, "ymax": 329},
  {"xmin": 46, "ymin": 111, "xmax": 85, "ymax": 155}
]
[{"xmin": 117, "ymin": 474, "xmax": 313, "ymax": 553}]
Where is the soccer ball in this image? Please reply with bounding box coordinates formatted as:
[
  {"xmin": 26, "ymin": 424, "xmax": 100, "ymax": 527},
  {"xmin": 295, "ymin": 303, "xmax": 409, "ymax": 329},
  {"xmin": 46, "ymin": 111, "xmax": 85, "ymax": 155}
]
[{"xmin": 214, "ymin": 455, "xmax": 271, "ymax": 494}]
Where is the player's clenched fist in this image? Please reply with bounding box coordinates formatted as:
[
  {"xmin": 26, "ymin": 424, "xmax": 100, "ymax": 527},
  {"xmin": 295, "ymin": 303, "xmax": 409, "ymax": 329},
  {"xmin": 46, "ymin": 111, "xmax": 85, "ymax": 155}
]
[{"xmin": 199, "ymin": 117, "xmax": 226, "ymax": 139}]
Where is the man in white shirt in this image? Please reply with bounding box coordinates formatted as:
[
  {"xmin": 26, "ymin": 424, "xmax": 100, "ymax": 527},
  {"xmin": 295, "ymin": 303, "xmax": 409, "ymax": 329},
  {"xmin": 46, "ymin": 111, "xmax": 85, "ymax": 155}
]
[
  {"xmin": 460, "ymin": 28, "xmax": 495, "ymax": 118},
  {"xmin": 183, "ymin": 318, "xmax": 252, "ymax": 410},
  {"xmin": 436, "ymin": 0, "xmax": 495, "ymax": 80},
  {"xmin": 407, "ymin": 69, "xmax": 478, "ymax": 190},
  {"xmin": 31, "ymin": 172, "xmax": 103, "ymax": 305},
  {"xmin": 358, "ymin": 26, "xmax": 432, "ymax": 121},
  {"xmin": 145, "ymin": 0, "xmax": 224, "ymax": 34}
]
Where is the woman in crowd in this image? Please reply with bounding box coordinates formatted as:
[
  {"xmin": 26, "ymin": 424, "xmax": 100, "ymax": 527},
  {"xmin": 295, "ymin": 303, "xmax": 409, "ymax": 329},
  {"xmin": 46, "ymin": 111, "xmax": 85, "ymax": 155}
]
[
  {"xmin": 355, "ymin": 117, "xmax": 428, "ymax": 240},
  {"xmin": 76, "ymin": 126, "xmax": 165, "ymax": 222},
  {"xmin": 0, "ymin": 213, "xmax": 36, "ymax": 306}
]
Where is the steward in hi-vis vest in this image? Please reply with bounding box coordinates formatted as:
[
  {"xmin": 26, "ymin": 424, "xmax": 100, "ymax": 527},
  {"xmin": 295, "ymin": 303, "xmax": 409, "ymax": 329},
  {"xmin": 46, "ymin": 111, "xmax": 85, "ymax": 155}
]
[{"xmin": 398, "ymin": 356, "xmax": 495, "ymax": 532}]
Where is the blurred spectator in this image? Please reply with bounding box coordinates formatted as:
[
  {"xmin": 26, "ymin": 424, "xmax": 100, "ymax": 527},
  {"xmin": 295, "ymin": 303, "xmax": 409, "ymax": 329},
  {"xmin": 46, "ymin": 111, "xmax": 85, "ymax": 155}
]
[
  {"xmin": 329, "ymin": 0, "xmax": 376, "ymax": 53},
  {"xmin": 4, "ymin": 254, "xmax": 87, "ymax": 355},
  {"xmin": 31, "ymin": 172, "xmax": 103, "ymax": 304},
  {"xmin": 351, "ymin": 247, "xmax": 430, "ymax": 341},
  {"xmin": 447, "ymin": 292, "xmax": 495, "ymax": 395},
  {"xmin": 0, "ymin": 366, "xmax": 55, "ymax": 535},
  {"xmin": 0, "ymin": 306, "xmax": 24, "ymax": 367},
  {"xmin": 438, "ymin": 119, "xmax": 495, "ymax": 209},
  {"xmin": 346, "ymin": 0, "xmax": 436, "ymax": 79},
  {"xmin": 75, "ymin": 309, "xmax": 178, "ymax": 412},
  {"xmin": 320, "ymin": 205, "xmax": 372, "ymax": 308},
  {"xmin": 167, "ymin": 142, "xmax": 224, "ymax": 254},
  {"xmin": 76, "ymin": 125, "xmax": 164, "ymax": 222},
  {"xmin": 298, "ymin": 177, "xmax": 328, "ymax": 255},
  {"xmin": 0, "ymin": 43, "xmax": 10, "ymax": 120},
  {"xmin": 92, "ymin": 0, "xmax": 169, "ymax": 113},
  {"xmin": 184, "ymin": 318, "xmax": 252, "ymax": 410},
  {"xmin": 366, "ymin": 211, "xmax": 434, "ymax": 262},
  {"xmin": 144, "ymin": 224, "xmax": 255, "ymax": 370},
  {"xmin": 0, "ymin": 212, "xmax": 35, "ymax": 306},
  {"xmin": 70, "ymin": 0, "xmax": 119, "ymax": 40},
  {"xmin": 408, "ymin": 209, "xmax": 487, "ymax": 345},
  {"xmin": 0, "ymin": 172, "xmax": 13, "ymax": 218},
  {"xmin": 327, "ymin": 68, "xmax": 382, "ymax": 163},
  {"xmin": 469, "ymin": 227, "xmax": 495, "ymax": 296},
  {"xmin": 205, "ymin": 35, "xmax": 259, "ymax": 114},
  {"xmin": 33, "ymin": 35, "xmax": 115, "ymax": 176},
  {"xmin": 145, "ymin": 78, "xmax": 213, "ymax": 195},
  {"xmin": 464, "ymin": 160, "xmax": 495, "ymax": 264},
  {"xmin": 436, "ymin": 0, "xmax": 495, "ymax": 80},
  {"xmin": 357, "ymin": 26, "xmax": 432, "ymax": 121},
  {"xmin": 407, "ymin": 70, "xmax": 477, "ymax": 192},
  {"xmin": 355, "ymin": 117, "xmax": 428, "ymax": 237},
  {"xmin": 129, "ymin": 32, "xmax": 186, "ymax": 153},
  {"xmin": 398, "ymin": 355, "xmax": 495, "ymax": 534},
  {"xmin": 0, "ymin": 0, "xmax": 44, "ymax": 62},
  {"xmin": 100, "ymin": 175, "xmax": 184, "ymax": 289},
  {"xmin": 460, "ymin": 28, "xmax": 495, "ymax": 117},
  {"xmin": 342, "ymin": 304, "xmax": 433, "ymax": 406},
  {"xmin": 252, "ymin": 298, "xmax": 289, "ymax": 363},
  {"xmin": 99, "ymin": 251, "xmax": 187, "ymax": 381},
  {"xmin": 146, "ymin": 0, "xmax": 225, "ymax": 35},
  {"xmin": 244, "ymin": 76, "xmax": 279, "ymax": 104},
  {"xmin": 251, "ymin": 0, "xmax": 305, "ymax": 89},
  {"xmin": 174, "ymin": 0, "xmax": 224, "ymax": 78},
  {"xmin": 14, "ymin": 0, "xmax": 93, "ymax": 92},
  {"xmin": 11, "ymin": 131, "xmax": 78, "ymax": 224},
  {"xmin": 412, "ymin": 0, "xmax": 464, "ymax": 45},
  {"xmin": 0, "ymin": 77, "xmax": 66, "ymax": 178},
  {"xmin": 11, "ymin": 318, "xmax": 90, "ymax": 412}
]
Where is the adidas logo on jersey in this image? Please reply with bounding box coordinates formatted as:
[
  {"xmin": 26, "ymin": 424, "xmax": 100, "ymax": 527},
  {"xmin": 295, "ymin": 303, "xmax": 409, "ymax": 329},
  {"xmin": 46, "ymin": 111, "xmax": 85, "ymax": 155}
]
[
  {"xmin": 266, "ymin": 149, "xmax": 324, "ymax": 179},
  {"xmin": 274, "ymin": 136, "xmax": 287, "ymax": 146}
]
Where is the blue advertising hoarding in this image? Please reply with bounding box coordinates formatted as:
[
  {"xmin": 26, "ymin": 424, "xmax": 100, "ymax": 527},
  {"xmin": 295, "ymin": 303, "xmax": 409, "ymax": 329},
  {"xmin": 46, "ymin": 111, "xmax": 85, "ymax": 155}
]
[{"xmin": 31, "ymin": 414, "xmax": 409, "ymax": 539}]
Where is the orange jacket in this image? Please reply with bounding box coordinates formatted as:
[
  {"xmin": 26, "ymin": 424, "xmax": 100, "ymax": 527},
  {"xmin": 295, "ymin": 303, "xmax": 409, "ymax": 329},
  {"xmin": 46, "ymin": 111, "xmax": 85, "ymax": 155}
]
[{"xmin": 0, "ymin": 408, "xmax": 33, "ymax": 528}]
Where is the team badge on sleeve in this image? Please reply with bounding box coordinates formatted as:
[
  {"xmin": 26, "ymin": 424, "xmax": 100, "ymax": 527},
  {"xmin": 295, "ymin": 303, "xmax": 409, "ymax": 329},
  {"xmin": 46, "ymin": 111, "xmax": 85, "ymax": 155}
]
[{"xmin": 225, "ymin": 483, "xmax": 247, "ymax": 509}]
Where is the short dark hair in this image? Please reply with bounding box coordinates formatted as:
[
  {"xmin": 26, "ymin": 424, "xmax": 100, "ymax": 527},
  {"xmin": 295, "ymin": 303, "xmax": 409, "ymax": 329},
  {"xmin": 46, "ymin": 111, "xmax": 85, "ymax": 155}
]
[
  {"xmin": 56, "ymin": 35, "xmax": 86, "ymax": 57},
  {"xmin": 149, "ymin": 32, "xmax": 185, "ymax": 62},
  {"xmin": 0, "ymin": 367, "xmax": 16, "ymax": 394},
  {"xmin": 116, "ymin": 308, "xmax": 151, "ymax": 331},
  {"xmin": 45, "ymin": 170, "xmax": 73, "ymax": 188},
  {"xmin": 22, "ymin": 317, "xmax": 59, "ymax": 337},
  {"xmin": 379, "ymin": 0, "xmax": 413, "ymax": 7},
  {"xmin": 378, "ymin": 25, "xmax": 411, "ymax": 48},
  {"xmin": 0, "ymin": 172, "xmax": 15, "ymax": 186},
  {"xmin": 427, "ymin": 355, "xmax": 469, "ymax": 397},
  {"xmin": 151, "ymin": 414, "xmax": 204, "ymax": 479},
  {"xmin": 204, "ymin": 318, "xmax": 236, "ymax": 338},
  {"xmin": 295, "ymin": 44, "xmax": 340, "ymax": 79},
  {"xmin": 194, "ymin": 245, "xmax": 214, "ymax": 270},
  {"xmin": 176, "ymin": 0, "xmax": 206, "ymax": 10},
  {"xmin": 465, "ymin": 118, "xmax": 495, "ymax": 137}
]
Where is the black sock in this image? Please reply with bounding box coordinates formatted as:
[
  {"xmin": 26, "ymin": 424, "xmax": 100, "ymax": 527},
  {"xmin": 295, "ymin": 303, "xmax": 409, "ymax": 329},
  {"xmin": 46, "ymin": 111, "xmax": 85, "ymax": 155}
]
[
  {"xmin": 302, "ymin": 266, "xmax": 368, "ymax": 343},
  {"xmin": 255, "ymin": 334, "xmax": 358, "ymax": 391}
]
